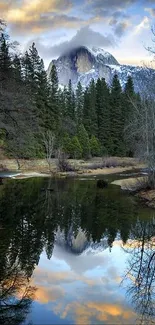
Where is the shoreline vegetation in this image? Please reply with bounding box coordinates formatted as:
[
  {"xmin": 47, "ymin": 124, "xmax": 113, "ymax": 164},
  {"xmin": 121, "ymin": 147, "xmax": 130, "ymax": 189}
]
[
  {"xmin": 0, "ymin": 157, "xmax": 144, "ymax": 178},
  {"xmin": 112, "ymin": 176, "xmax": 155, "ymax": 209},
  {"xmin": 1, "ymin": 156, "xmax": 155, "ymax": 208},
  {"xmin": 0, "ymin": 21, "xmax": 155, "ymax": 211}
]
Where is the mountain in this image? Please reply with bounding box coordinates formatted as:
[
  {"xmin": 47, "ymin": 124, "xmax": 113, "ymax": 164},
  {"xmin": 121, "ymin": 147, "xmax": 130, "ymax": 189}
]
[
  {"xmin": 55, "ymin": 226, "xmax": 109, "ymax": 255},
  {"xmin": 47, "ymin": 46, "xmax": 155, "ymax": 93}
]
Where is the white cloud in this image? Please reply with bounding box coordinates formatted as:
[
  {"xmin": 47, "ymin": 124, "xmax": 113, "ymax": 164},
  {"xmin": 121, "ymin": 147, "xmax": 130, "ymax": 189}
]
[
  {"xmin": 30, "ymin": 26, "xmax": 116, "ymax": 60},
  {"xmin": 133, "ymin": 16, "xmax": 150, "ymax": 35},
  {"xmin": 145, "ymin": 7, "xmax": 155, "ymax": 17}
]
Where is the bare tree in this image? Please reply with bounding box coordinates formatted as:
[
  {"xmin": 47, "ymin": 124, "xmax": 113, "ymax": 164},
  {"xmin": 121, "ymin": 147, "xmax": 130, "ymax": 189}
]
[
  {"xmin": 125, "ymin": 97, "xmax": 155, "ymax": 187},
  {"xmin": 125, "ymin": 26, "xmax": 155, "ymax": 188},
  {"xmin": 0, "ymin": 259, "xmax": 36, "ymax": 325},
  {"xmin": 56, "ymin": 148, "xmax": 74, "ymax": 172},
  {"xmin": 122, "ymin": 219, "xmax": 155, "ymax": 324},
  {"xmin": 42, "ymin": 129, "xmax": 55, "ymax": 172},
  {"xmin": 147, "ymin": 26, "xmax": 155, "ymax": 59}
]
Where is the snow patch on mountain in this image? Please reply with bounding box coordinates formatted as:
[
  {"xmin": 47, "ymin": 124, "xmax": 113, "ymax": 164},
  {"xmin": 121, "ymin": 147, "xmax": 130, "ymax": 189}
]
[
  {"xmin": 89, "ymin": 46, "xmax": 113, "ymax": 59},
  {"xmin": 47, "ymin": 46, "xmax": 155, "ymax": 94}
]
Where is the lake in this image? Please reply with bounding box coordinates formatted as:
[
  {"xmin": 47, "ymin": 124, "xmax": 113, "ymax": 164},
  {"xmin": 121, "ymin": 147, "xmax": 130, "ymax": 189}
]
[{"xmin": 0, "ymin": 175, "xmax": 154, "ymax": 325}]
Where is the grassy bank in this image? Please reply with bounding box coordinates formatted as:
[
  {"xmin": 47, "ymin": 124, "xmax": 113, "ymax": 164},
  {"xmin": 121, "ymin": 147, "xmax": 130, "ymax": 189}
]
[{"xmin": 0, "ymin": 157, "xmax": 145, "ymax": 178}]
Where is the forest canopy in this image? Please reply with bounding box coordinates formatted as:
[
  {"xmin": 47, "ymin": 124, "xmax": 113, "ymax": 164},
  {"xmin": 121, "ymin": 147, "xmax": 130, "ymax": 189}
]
[{"xmin": 0, "ymin": 20, "xmax": 147, "ymax": 161}]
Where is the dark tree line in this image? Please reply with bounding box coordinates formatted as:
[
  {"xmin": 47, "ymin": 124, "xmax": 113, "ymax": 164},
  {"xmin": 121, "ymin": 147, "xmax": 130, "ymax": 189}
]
[
  {"xmin": 0, "ymin": 177, "xmax": 138, "ymax": 267},
  {"xmin": 0, "ymin": 21, "xmax": 139, "ymax": 160}
]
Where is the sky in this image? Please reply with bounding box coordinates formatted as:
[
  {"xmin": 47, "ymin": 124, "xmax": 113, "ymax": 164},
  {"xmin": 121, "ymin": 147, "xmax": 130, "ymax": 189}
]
[{"xmin": 0, "ymin": 0, "xmax": 155, "ymax": 68}]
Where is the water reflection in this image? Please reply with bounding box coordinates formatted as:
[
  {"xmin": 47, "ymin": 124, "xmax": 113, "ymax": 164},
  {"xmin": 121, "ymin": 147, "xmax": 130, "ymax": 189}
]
[
  {"xmin": 123, "ymin": 219, "xmax": 155, "ymax": 324},
  {"xmin": 0, "ymin": 246, "xmax": 35, "ymax": 325},
  {"xmin": 0, "ymin": 177, "xmax": 154, "ymax": 324}
]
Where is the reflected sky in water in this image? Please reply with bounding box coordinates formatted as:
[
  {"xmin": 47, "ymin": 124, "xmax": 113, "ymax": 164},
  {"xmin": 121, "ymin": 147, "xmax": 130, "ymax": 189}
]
[{"xmin": 27, "ymin": 242, "xmax": 139, "ymax": 324}]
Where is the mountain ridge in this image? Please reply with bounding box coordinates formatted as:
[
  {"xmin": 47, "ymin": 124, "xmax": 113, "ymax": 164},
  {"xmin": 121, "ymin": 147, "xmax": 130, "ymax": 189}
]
[{"xmin": 47, "ymin": 45, "xmax": 155, "ymax": 93}]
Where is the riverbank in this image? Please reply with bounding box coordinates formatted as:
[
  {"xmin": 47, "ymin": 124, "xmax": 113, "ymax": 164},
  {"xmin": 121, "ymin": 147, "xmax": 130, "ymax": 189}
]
[
  {"xmin": 0, "ymin": 157, "xmax": 145, "ymax": 179},
  {"xmin": 112, "ymin": 176, "xmax": 155, "ymax": 209}
]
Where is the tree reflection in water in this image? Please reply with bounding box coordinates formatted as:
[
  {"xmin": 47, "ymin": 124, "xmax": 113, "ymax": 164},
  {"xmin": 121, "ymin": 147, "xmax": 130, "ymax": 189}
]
[
  {"xmin": 0, "ymin": 177, "xmax": 154, "ymax": 324},
  {"xmin": 123, "ymin": 218, "xmax": 155, "ymax": 325},
  {"xmin": 0, "ymin": 258, "xmax": 35, "ymax": 325}
]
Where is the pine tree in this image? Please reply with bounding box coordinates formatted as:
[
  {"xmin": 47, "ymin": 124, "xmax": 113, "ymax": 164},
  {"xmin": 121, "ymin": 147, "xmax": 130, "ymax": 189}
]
[
  {"xmin": 95, "ymin": 78, "xmax": 111, "ymax": 153},
  {"xmin": 90, "ymin": 135, "xmax": 101, "ymax": 157},
  {"xmin": 124, "ymin": 75, "xmax": 134, "ymax": 98},
  {"xmin": 83, "ymin": 87, "xmax": 90, "ymax": 133},
  {"xmin": 57, "ymin": 88, "xmax": 63, "ymax": 118},
  {"xmin": 22, "ymin": 46, "xmax": 50, "ymax": 128},
  {"xmin": 22, "ymin": 43, "xmax": 41, "ymax": 98},
  {"xmin": 22, "ymin": 51, "xmax": 33, "ymax": 90},
  {"xmin": 62, "ymin": 132, "xmax": 72, "ymax": 156},
  {"xmin": 50, "ymin": 64, "xmax": 58, "ymax": 97},
  {"xmin": 88, "ymin": 79, "xmax": 98, "ymax": 136},
  {"xmin": 110, "ymin": 74, "xmax": 125, "ymax": 156},
  {"xmin": 78, "ymin": 124, "xmax": 90, "ymax": 159},
  {"xmin": 123, "ymin": 76, "xmax": 136, "ymax": 155},
  {"xmin": 71, "ymin": 136, "xmax": 82, "ymax": 159},
  {"xmin": 49, "ymin": 64, "xmax": 59, "ymax": 131},
  {"xmin": 0, "ymin": 32, "xmax": 12, "ymax": 84},
  {"xmin": 12, "ymin": 54, "xmax": 22, "ymax": 82},
  {"xmin": 75, "ymin": 81, "xmax": 83, "ymax": 124},
  {"xmin": 66, "ymin": 79, "xmax": 75, "ymax": 120},
  {"xmin": 123, "ymin": 76, "xmax": 135, "ymax": 123},
  {"xmin": 29, "ymin": 42, "xmax": 41, "ymax": 88},
  {"xmin": 62, "ymin": 86, "xmax": 68, "ymax": 117},
  {"xmin": 36, "ymin": 58, "xmax": 49, "ymax": 126},
  {"xmin": 83, "ymin": 80, "xmax": 97, "ymax": 137}
]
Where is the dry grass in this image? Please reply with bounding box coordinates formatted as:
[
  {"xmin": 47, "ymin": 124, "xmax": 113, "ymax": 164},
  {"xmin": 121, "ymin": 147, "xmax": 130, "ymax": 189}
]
[
  {"xmin": 112, "ymin": 175, "xmax": 155, "ymax": 208},
  {"xmin": 0, "ymin": 156, "xmax": 145, "ymax": 176},
  {"xmin": 112, "ymin": 176, "xmax": 148, "ymax": 191},
  {"xmin": 82, "ymin": 167, "xmax": 135, "ymax": 176},
  {"xmin": 84, "ymin": 157, "xmax": 135, "ymax": 170}
]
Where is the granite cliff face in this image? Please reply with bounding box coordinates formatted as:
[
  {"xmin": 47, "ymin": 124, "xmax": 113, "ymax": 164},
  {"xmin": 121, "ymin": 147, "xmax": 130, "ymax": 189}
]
[
  {"xmin": 55, "ymin": 226, "xmax": 109, "ymax": 255},
  {"xmin": 47, "ymin": 46, "xmax": 118, "ymax": 86},
  {"xmin": 47, "ymin": 46, "xmax": 155, "ymax": 93}
]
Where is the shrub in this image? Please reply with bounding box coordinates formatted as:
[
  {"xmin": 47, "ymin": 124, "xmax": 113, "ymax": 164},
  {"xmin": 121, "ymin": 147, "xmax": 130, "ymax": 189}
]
[
  {"xmin": 57, "ymin": 151, "xmax": 75, "ymax": 172},
  {"xmin": 97, "ymin": 179, "xmax": 108, "ymax": 188},
  {"xmin": 83, "ymin": 157, "xmax": 134, "ymax": 170}
]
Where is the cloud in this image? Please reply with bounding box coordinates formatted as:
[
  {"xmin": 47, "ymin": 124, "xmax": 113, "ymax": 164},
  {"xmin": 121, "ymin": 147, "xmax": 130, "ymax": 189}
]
[
  {"xmin": 113, "ymin": 21, "xmax": 131, "ymax": 36},
  {"xmin": 34, "ymin": 267, "xmax": 97, "ymax": 287},
  {"xmin": 0, "ymin": 0, "xmax": 75, "ymax": 34},
  {"xmin": 10, "ymin": 14, "xmax": 84, "ymax": 35},
  {"xmin": 30, "ymin": 243, "xmax": 138, "ymax": 324},
  {"xmin": 87, "ymin": 0, "xmax": 137, "ymax": 11},
  {"xmin": 134, "ymin": 16, "xmax": 150, "ymax": 35},
  {"xmin": 86, "ymin": 0, "xmax": 137, "ymax": 18},
  {"xmin": 33, "ymin": 26, "xmax": 116, "ymax": 59},
  {"xmin": 145, "ymin": 7, "xmax": 155, "ymax": 17},
  {"xmin": 34, "ymin": 268, "xmax": 77, "ymax": 284},
  {"xmin": 0, "ymin": 1, "xmax": 10, "ymax": 11},
  {"xmin": 0, "ymin": 0, "xmax": 135, "ymax": 37},
  {"xmin": 55, "ymin": 301, "xmax": 136, "ymax": 324},
  {"xmin": 35, "ymin": 285, "xmax": 64, "ymax": 304},
  {"xmin": 4, "ymin": 0, "xmax": 72, "ymax": 21}
]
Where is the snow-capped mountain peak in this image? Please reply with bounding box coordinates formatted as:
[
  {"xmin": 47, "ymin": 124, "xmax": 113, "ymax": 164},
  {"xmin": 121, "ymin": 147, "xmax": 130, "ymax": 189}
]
[
  {"xmin": 89, "ymin": 46, "xmax": 114, "ymax": 59},
  {"xmin": 47, "ymin": 45, "xmax": 155, "ymax": 94}
]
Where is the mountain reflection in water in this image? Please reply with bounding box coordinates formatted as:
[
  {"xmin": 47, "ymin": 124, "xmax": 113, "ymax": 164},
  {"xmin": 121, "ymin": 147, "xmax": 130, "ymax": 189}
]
[{"xmin": 0, "ymin": 177, "xmax": 154, "ymax": 325}]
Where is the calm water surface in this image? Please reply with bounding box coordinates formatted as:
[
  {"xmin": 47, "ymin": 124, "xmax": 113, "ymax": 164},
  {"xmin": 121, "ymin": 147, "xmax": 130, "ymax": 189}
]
[{"xmin": 0, "ymin": 175, "xmax": 154, "ymax": 325}]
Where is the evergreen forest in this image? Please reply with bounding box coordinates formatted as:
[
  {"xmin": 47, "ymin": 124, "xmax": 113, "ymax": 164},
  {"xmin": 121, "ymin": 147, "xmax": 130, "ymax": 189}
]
[{"xmin": 0, "ymin": 22, "xmax": 141, "ymax": 160}]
